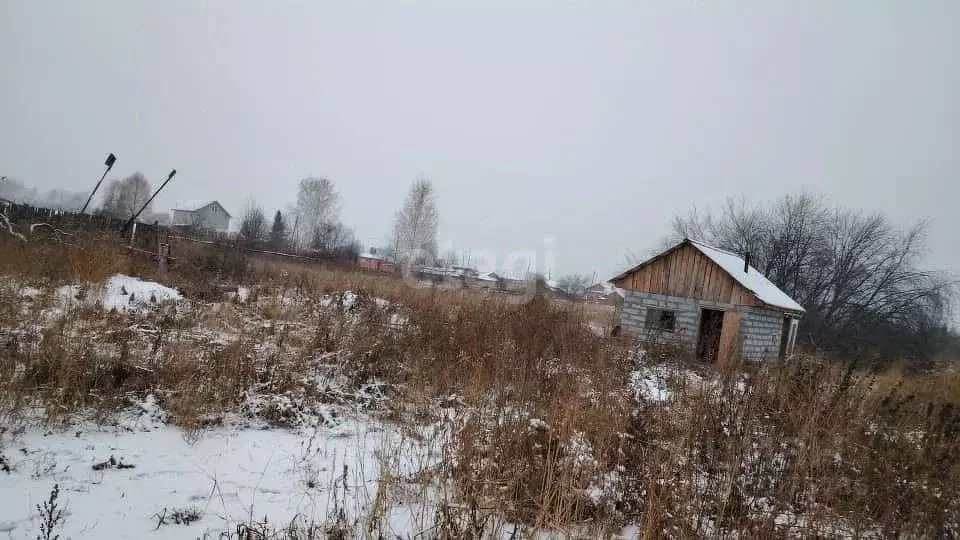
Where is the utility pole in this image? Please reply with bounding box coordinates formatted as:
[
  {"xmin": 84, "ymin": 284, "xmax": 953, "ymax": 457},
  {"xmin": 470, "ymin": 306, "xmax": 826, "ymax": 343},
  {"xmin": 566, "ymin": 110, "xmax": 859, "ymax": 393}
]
[
  {"xmin": 124, "ymin": 169, "xmax": 176, "ymax": 233},
  {"xmin": 80, "ymin": 153, "xmax": 117, "ymax": 214}
]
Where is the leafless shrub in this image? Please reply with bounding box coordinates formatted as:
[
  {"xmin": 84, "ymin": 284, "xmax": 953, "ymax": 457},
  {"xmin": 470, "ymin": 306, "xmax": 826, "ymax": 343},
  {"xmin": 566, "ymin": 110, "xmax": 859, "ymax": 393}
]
[
  {"xmin": 36, "ymin": 483, "xmax": 64, "ymax": 540},
  {"xmin": 239, "ymin": 201, "xmax": 268, "ymax": 243},
  {"xmin": 100, "ymin": 173, "xmax": 152, "ymax": 219},
  {"xmin": 154, "ymin": 506, "xmax": 202, "ymax": 528}
]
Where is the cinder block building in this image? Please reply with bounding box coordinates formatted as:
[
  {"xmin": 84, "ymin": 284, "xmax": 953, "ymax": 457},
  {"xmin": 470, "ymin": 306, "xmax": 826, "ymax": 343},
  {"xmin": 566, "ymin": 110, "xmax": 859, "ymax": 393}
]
[{"xmin": 611, "ymin": 239, "xmax": 804, "ymax": 363}]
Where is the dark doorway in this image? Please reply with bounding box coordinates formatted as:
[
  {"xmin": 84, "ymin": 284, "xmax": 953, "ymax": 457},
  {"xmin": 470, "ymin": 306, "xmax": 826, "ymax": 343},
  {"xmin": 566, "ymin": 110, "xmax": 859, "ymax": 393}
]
[
  {"xmin": 778, "ymin": 317, "xmax": 792, "ymax": 360},
  {"xmin": 696, "ymin": 309, "xmax": 724, "ymax": 363}
]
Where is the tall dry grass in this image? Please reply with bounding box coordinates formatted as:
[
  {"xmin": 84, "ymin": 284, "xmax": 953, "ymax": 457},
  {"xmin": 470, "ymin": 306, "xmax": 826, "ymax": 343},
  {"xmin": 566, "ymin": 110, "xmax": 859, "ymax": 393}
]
[{"xmin": 0, "ymin": 232, "xmax": 958, "ymax": 537}]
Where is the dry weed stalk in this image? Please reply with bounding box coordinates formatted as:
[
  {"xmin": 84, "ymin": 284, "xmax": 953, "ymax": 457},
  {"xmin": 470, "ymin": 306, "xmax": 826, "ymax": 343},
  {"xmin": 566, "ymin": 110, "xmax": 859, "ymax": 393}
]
[{"xmin": 0, "ymin": 232, "xmax": 957, "ymax": 537}]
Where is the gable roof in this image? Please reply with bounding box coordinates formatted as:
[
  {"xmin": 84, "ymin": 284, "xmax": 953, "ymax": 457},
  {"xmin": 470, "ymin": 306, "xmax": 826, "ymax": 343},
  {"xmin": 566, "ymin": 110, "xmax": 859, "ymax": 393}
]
[
  {"xmin": 586, "ymin": 282, "xmax": 615, "ymax": 294},
  {"xmin": 172, "ymin": 200, "xmax": 231, "ymax": 218},
  {"xmin": 611, "ymin": 239, "xmax": 804, "ymax": 313},
  {"xmin": 359, "ymin": 250, "xmax": 390, "ymax": 261}
]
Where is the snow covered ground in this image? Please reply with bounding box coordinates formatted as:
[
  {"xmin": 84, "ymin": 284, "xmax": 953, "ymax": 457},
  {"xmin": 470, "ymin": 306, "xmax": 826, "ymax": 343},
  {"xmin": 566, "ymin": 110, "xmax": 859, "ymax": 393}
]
[
  {"xmin": 0, "ymin": 275, "xmax": 667, "ymax": 538},
  {"xmin": 0, "ymin": 276, "xmax": 433, "ymax": 538},
  {"xmin": 53, "ymin": 274, "xmax": 183, "ymax": 313},
  {"xmin": 0, "ymin": 400, "xmax": 423, "ymax": 539}
]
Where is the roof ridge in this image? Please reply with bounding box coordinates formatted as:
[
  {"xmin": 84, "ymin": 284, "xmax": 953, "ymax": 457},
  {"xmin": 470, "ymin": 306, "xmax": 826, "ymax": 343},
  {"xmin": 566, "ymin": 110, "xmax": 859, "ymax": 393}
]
[
  {"xmin": 686, "ymin": 238, "xmax": 748, "ymax": 261},
  {"xmin": 611, "ymin": 238, "xmax": 804, "ymax": 313}
]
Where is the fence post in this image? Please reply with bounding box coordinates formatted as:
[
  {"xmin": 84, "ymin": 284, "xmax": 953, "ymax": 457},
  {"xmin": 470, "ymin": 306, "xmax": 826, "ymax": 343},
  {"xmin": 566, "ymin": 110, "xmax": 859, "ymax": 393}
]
[{"xmin": 158, "ymin": 242, "xmax": 169, "ymax": 275}]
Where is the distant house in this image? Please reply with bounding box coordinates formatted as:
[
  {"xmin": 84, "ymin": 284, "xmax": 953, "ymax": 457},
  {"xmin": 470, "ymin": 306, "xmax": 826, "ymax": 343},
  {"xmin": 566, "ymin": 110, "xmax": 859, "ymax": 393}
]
[
  {"xmin": 610, "ymin": 238, "xmax": 804, "ymax": 364},
  {"xmin": 583, "ymin": 282, "xmax": 623, "ymax": 306},
  {"xmin": 495, "ymin": 273, "xmax": 529, "ymax": 293},
  {"xmin": 584, "ymin": 282, "xmax": 612, "ymax": 303},
  {"xmin": 419, "ymin": 265, "xmax": 478, "ymax": 287},
  {"xmin": 171, "ymin": 201, "xmax": 231, "ymax": 232},
  {"xmin": 357, "ymin": 249, "xmax": 396, "ymax": 273},
  {"xmin": 473, "ymin": 272, "xmax": 502, "ymax": 289}
]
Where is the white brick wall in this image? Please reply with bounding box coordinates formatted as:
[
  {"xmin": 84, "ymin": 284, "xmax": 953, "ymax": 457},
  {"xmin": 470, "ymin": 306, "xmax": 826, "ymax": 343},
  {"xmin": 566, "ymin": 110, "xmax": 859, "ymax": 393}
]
[
  {"xmin": 740, "ymin": 309, "xmax": 785, "ymax": 361},
  {"xmin": 618, "ymin": 290, "xmax": 789, "ymax": 361},
  {"xmin": 619, "ymin": 290, "xmax": 700, "ymax": 346}
]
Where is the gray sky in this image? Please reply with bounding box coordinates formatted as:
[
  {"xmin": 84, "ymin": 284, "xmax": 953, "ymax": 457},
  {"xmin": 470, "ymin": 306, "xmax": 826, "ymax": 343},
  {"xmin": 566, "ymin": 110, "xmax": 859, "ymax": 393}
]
[{"xmin": 2, "ymin": 1, "xmax": 958, "ymax": 281}]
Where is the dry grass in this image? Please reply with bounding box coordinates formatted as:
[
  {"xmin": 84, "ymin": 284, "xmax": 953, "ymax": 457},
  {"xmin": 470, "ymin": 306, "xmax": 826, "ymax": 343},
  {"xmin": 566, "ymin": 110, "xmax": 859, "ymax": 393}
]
[{"xmin": 1, "ymin": 232, "xmax": 958, "ymax": 537}]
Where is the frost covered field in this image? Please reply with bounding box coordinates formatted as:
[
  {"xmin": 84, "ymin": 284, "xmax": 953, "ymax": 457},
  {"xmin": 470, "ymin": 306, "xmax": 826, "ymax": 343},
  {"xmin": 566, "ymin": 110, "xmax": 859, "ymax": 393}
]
[
  {"xmin": 0, "ymin": 274, "xmax": 451, "ymax": 538},
  {"xmin": 0, "ymin": 238, "xmax": 958, "ymax": 538},
  {"xmin": 1, "ymin": 404, "xmax": 403, "ymax": 539}
]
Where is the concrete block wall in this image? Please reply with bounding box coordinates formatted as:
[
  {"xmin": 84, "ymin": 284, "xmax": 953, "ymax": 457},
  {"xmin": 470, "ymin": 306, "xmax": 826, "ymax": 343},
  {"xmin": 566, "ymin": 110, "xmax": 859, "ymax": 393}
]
[
  {"xmin": 619, "ymin": 290, "xmax": 790, "ymax": 362},
  {"xmin": 740, "ymin": 309, "xmax": 785, "ymax": 361},
  {"xmin": 620, "ymin": 290, "xmax": 700, "ymax": 345}
]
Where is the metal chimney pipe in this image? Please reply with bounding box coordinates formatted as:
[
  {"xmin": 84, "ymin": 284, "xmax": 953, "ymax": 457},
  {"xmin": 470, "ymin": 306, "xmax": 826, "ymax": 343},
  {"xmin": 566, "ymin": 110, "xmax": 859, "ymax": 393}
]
[{"xmin": 744, "ymin": 252, "xmax": 751, "ymax": 273}]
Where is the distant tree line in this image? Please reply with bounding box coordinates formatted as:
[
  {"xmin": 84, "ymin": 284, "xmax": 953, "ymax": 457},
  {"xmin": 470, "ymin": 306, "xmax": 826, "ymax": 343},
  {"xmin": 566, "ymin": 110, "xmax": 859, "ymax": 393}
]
[
  {"xmin": 236, "ymin": 174, "xmax": 441, "ymax": 265},
  {"xmin": 670, "ymin": 192, "xmax": 955, "ymax": 367},
  {"xmin": 0, "ymin": 177, "xmax": 88, "ymax": 210},
  {"xmin": 1, "ymin": 173, "xmax": 171, "ymax": 225},
  {"xmin": 236, "ymin": 177, "xmax": 358, "ymax": 259},
  {"xmin": 6, "ymin": 169, "xmax": 449, "ymax": 272}
]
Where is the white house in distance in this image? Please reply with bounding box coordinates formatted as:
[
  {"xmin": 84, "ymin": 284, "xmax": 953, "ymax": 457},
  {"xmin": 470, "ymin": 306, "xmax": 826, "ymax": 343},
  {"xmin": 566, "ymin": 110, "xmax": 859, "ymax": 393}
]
[{"xmin": 170, "ymin": 200, "xmax": 231, "ymax": 232}]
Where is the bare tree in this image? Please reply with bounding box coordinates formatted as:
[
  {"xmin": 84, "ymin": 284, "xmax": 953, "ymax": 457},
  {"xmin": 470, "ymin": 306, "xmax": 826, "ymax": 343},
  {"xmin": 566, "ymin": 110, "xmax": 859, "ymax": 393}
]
[
  {"xmin": 438, "ymin": 248, "xmax": 460, "ymax": 267},
  {"xmin": 392, "ymin": 175, "xmax": 438, "ymax": 265},
  {"xmin": 309, "ymin": 220, "xmax": 358, "ymax": 258},
  {"xmin": 670, "ymin": 193, "xmax": 953, "ymax": 364},
  {"xmin": 40, "ymin": 189, "xmax": 86, "ymax": 210},
  {"xmin": 293, "ymin": 177, "xmax": 339, "ymax": 249},
  {"xmin": 239, "ymin": 201, "xmax": 267, "ymax": 242},
  {"xmin": 0, "ymin": 178, "xmax": 86, "ymax": 210},
  {"xmin": 0, "ymin": 178, "xmax": 38, "ymax": 205},
  {"xmin": 101, "ymin": 173, "xmax": 152, "ymax": 219},
  {"xmin": 555, "ymin": 273, "xmax": 591, "ymax": 296}
]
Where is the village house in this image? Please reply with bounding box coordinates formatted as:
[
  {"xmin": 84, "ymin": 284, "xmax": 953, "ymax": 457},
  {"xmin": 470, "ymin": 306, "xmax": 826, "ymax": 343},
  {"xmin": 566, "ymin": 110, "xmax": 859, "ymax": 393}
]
[
  {"xmin": 473, "ymin": 272, "xmax": 501, "ymax": 289},
  {"xmin": 610, "ymin": 238, "xmax": 803, "ymax": 364},
  {"xmin": 584, "ymin": 281, "xmax": 623, "ymax": 305},
  {"xmin": 496, "ymin": 273, "xmax": 529, "ymax": 293},
  {"xmin": 357, "ymin": 249, "xmax": 396, "ymax": 273},
  {"xmin": 170, "ymin": 200, "xmax": 231, "ymax": 232},
  {"xmin": 584, "ymin": 282, "xmax": 610, "ymax": 303},
  {"xmin": 418, "ymin": 265, "xmax": 479, "ymax": 287}
]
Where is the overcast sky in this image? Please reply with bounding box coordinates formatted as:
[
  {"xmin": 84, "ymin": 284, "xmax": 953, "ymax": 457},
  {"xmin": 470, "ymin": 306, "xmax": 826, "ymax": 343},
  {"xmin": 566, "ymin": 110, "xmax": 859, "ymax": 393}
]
[{"xmin": 1, "ymin": 1, "xmax": 957, "ymax": 281}]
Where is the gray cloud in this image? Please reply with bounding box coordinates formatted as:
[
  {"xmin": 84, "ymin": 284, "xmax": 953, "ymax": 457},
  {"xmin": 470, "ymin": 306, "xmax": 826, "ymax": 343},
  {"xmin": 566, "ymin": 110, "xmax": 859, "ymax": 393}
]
[{"xmin": 2, "ymin": 1, "xmax": 957, "ymax": 281}]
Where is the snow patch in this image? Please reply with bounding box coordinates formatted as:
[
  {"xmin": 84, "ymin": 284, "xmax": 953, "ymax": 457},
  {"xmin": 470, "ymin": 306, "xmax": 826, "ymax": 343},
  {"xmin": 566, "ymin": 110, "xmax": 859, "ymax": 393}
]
[
  {"xmin": 236, "ymin": 286, "xmax": 250, "ymax": 303},
  {"xmin": 52, "ymin": 275, "xmax": 182, "ymax": 313},
  {"xmin": 101, "ymin": 274, "xmax": 182, "ymax": 312},
  {"xmin": 0, "ymin": 415, "xmax": 414, "ymax": 539},
  {"xmin": 18, "ymin": 287, "xmax": 41, "ymax": 299},
  {"xmin": 629, "ymin": 369, "xmax": 671, "ymax": 402},
  {"xmin": 54, "ymin": 284, "xmax": 85, "ymax": 310}
]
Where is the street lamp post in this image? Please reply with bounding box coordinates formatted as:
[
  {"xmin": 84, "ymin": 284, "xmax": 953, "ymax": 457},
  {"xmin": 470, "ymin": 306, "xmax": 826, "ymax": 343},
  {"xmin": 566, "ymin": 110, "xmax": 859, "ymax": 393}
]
[
  {"xmin": 124, "ymin": 169, "xmax": 176, "ymax": 234},
  {"xmin": 80, "ymin": 153, "xmax": 117, "ymax": 214}
]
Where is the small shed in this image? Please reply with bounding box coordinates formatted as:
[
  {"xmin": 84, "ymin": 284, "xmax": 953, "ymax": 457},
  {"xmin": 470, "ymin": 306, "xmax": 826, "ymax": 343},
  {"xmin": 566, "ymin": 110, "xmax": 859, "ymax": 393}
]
[{"xmin": 611, "ymin": 239, "xmax": 804, "ymax": 363}]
